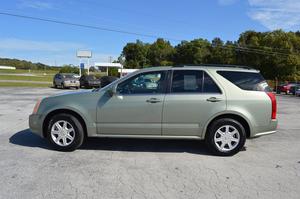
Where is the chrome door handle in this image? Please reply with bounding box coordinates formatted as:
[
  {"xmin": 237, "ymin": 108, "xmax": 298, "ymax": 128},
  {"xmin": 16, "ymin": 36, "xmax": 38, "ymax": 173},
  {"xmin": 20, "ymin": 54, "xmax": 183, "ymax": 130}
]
[
  {"xmin": 146, "ymin": 98, "xmax": 161, "ymax": 103},
  {"xmin": 206, "ymin": 97, "xmax": 222, "ymax": 102}
]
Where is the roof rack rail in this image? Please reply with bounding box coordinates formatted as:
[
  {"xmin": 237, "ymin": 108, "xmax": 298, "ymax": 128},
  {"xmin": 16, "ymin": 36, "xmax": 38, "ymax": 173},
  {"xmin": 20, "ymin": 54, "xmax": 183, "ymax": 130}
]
[{"xmin": 173, "ymin": 64, "xmax": 255, "ymax": 70}]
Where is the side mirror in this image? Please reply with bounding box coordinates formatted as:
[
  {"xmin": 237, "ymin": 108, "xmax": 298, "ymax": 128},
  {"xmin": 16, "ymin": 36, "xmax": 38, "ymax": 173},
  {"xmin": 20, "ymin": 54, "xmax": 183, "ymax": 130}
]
[{"xmin": 108, "ymin": 84, "xmax": 117, "ymax": 97}]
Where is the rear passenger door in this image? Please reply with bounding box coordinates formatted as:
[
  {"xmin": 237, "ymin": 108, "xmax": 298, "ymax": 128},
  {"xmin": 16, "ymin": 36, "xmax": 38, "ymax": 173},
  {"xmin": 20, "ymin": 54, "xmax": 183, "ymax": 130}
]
[
  {"xmin": 54, "ymin": 74, "xmax": 62, "ymax": 85},
  {"xmin": 162, "ymin": 69, "xmax": 226, "ymax": 137}
]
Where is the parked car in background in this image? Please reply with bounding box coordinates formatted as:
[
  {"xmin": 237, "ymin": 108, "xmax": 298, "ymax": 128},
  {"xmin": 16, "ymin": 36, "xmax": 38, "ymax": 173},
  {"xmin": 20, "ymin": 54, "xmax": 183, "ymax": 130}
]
[
  {"xmin": 53, "ymin": 73, "xmax": 80, "ymax": 89},
  {"xmin": 30, "ymin": 65, "xmax": 277, "ymax": 156},
  {"xmin": 100, "ymin": 76, "xmax": 118, "ymax": 87},
  {"xmin": 295, "ymin": 87, "xmax": 300, "ymax": 97},
  {"xmin": 79, "ymin": 74, "xmax": 101, "ymax": 88},
  {"xmin": 289, "ymin": 84, "xmax": 300, "ymax": 95},
  {"xmin": 276, "ymin": 83, "xmax": 297, "ymax": 94}
]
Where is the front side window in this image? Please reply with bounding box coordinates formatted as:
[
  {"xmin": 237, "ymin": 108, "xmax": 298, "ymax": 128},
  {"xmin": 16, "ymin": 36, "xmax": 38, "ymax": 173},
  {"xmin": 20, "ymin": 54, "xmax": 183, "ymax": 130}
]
[{"xmin": 117, "ymin": 71, "xmax": 166, "ymax": 94}]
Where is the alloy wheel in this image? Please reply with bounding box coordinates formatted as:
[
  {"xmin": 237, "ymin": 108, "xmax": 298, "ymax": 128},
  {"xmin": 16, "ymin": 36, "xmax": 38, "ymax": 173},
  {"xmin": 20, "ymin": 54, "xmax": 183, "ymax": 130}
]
[
  {"xmin": 214, "ymin": 125, "xmax": 240, "ymax": 152},
  {"xmin": 50, "ymin": 120, "xmax": 75, "ymax": 146}
]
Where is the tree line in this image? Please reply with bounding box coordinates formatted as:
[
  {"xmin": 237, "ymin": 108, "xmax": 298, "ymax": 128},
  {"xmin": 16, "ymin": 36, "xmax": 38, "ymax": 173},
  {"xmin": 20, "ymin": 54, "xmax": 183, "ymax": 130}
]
[
  {"xmin": 0, "ymin": 58, "xmax": 53, "ymax": 71},
  {"xmin": 119, "ymin": 30, "xmax": 300, "ymax": 81}
]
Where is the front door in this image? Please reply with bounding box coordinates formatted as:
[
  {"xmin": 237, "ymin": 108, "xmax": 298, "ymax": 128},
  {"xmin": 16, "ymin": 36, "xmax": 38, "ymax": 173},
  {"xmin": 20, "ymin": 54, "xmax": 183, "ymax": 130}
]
[{"xmin": 97, "ymin": 70, "xmax": 167, "ymax": 135}]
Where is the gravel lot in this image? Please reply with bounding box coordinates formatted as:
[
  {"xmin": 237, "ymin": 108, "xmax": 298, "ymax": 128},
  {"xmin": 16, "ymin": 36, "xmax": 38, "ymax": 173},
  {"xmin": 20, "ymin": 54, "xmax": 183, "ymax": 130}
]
[{"xmin": 0, "ymin": 87, "xmax": 299, "ymax": 199}]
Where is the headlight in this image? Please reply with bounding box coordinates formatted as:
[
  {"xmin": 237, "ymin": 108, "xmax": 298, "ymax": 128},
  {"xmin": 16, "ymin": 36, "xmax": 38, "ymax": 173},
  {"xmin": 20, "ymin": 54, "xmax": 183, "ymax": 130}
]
[{"xmin": 32, "ymin": 99, "xmax": 42, "ymax": 114}]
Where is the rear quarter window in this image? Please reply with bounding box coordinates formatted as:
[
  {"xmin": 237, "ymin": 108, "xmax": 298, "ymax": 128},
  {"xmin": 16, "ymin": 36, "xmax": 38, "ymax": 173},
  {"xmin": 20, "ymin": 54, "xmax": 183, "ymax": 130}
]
[{"xmin": 217, "ymin": 71, "xmax": 271, "ymax": 92}]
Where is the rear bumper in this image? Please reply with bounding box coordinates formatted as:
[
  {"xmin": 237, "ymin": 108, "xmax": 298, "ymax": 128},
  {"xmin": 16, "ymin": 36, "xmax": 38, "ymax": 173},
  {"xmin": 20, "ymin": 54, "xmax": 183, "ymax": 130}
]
[
  {"xmin": 29, "ymin": 114, "xmax": 44, "ymax": 137},
  {"xmin": 251, "ymin": 119, "xmax": 278, "ymax": 138},
  {"xmin": 87, "ymin": 83, "xmax": 100, "ymax": 87}
]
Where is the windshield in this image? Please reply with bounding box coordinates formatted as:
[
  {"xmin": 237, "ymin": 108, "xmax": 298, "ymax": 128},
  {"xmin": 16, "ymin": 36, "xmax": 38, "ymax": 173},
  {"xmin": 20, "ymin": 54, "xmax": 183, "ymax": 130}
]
[
  {"xmin": 87, "ymin": 75, "xmax": 97, "ymax": 80},
  {"xmin": 63, "ymin": 74, "xmax": 75, "ymax": 78}
]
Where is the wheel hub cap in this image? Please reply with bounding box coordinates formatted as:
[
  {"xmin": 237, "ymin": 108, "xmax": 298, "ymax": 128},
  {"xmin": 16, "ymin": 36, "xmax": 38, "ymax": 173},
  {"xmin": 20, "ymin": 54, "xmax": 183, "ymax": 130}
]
[
  {"xmin": 214, "ymin": 125, "xmax": 240, "ymax": 152},
  {"xmin": 51, "ymin": 120, "xmax": 75, "ymax": 146}
]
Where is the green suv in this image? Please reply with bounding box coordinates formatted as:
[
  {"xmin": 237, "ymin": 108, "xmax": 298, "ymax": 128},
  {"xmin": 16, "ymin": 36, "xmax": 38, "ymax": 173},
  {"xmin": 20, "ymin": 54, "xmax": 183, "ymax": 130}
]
[{"xmin": 29, "ymin": 65, "xmax": 277, "ymax": 156}]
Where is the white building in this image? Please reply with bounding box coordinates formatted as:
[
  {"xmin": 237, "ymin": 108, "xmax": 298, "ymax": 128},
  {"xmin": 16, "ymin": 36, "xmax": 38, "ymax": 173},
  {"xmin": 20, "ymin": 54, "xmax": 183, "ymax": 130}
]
[
  {"xmin": 94, "ymin": 62, "xmax": 123, "ymax": 76},
  {"xmin": 0, "ymin": 66, "xmax": 16, "ymax": 70}
]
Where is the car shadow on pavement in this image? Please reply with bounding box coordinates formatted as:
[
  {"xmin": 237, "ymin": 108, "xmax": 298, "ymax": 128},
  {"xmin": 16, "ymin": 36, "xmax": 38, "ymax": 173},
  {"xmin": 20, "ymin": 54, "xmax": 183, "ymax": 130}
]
[
  {"xmin": 81, "ymin": 137, "xmax": 212, "ymax": 155},
  {"xmin": 9, "ymin": 129, "xmax": 52, "ymax": 149},
  {"xmin": 10, "ymin": 129, "xmax": 239, "ymax": 155}
]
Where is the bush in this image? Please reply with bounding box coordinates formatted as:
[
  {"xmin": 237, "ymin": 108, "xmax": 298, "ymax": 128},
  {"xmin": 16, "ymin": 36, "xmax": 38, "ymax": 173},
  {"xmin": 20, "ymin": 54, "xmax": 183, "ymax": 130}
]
[{"xmin": 59, "ymin": 65, "xmax": 79, "ymax": 74}]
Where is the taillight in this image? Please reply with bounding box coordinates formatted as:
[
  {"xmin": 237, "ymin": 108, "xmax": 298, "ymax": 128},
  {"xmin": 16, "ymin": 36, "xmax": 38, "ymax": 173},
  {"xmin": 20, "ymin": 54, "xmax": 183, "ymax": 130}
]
[{"xmin": 266, "ymin": 92, "xmax": 277, "ymax": 119}]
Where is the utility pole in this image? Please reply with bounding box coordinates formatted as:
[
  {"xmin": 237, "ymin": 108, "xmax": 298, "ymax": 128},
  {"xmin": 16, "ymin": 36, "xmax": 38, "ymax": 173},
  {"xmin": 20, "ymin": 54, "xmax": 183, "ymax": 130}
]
[
  {"xmin": 87, "ymin": 58, "xmax": 90, "ymax": 75},
  {"xmin": 79, "ymin": 58, "xmax": 82, "ymax": 77}
]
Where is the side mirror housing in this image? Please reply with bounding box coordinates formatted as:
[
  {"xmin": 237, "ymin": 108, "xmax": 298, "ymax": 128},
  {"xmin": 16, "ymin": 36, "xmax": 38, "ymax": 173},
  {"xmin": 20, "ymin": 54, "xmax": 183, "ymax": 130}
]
[{"xmin": 108, "ymin": 85, "xmax": 117, "ymax": 96}]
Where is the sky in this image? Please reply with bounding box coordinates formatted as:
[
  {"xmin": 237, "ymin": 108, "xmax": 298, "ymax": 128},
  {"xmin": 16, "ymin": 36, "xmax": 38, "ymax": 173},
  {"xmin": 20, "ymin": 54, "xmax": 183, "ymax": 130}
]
[{"xmin": 0, "ymin": 0, "xmax": 300, "ymax": 66}]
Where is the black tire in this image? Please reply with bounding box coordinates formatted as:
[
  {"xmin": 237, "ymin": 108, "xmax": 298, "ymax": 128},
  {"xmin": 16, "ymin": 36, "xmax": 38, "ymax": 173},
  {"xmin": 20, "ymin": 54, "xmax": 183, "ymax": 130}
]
[
  {"xmin": 53, "ymin": 83, "xmax": 57, "ymax": 88},
  {"xmin": 46, "ymin": 113, "xmax": 84, "ymax": 151},
  {"xmin": 205, "ymin": 118, "xmax": 246, "ymax": 156},
  {"xmin": 61, "ymin": 83, "xmax": 65, "ymax": 89}
]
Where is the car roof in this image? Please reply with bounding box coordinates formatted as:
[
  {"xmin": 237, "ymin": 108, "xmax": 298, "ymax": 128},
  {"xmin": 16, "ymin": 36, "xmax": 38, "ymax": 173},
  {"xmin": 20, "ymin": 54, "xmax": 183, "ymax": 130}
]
[{"xmin": 137, "ymin": 65, "xmax": 259, "ymax": 73}]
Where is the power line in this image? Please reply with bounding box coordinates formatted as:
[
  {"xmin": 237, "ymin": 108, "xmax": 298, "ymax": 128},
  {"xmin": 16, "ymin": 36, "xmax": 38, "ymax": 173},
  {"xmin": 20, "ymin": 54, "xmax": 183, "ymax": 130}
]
[
  {"xmin": 218, "ymin": 44, "xmax": 300, "ymax": 57},
  {"xmin": 0, "ymin": 11, "xmax": 299, "ymax": 57},
  {"xmin": 0, "ymin": 11, "xmax": 182, "ymax": 42}
]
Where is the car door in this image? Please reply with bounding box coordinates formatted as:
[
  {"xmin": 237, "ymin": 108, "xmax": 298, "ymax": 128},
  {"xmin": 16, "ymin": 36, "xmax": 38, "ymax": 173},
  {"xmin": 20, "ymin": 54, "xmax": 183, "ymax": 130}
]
[
  {"xmin": 79, "ymin": 75, "xmax": 84, "ymax": 86},
  {"xmin": 162, "ymin": 69, "xmax": 226, "ymax": 137},
  {"xmin": 97, "ymin": 70, "xmax": 167, "ymax": 135},
  {"xmin": 55, "ymin": 74, "xmax": 61, "ymax": 85}
]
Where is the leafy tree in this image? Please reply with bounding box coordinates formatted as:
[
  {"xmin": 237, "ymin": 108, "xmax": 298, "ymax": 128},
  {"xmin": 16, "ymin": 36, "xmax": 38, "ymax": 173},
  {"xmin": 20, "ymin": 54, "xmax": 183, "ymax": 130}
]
[
  {"xmin": 147, "ymin": 38, "xmax": 175, "ymax": 66},
  {"xmin": 121, "ymin": 40, "xmax": 150, "ymax": 68},
  {"xmin": 0, "ymin": 57, "xmax": 52, "ymax": 70},
  {"xmin": 174, "ymin": 39, "xmax": 211, "ymax": 65},
  {"xmin": 59, "ymin": 65, "xmax": 79, "ymax": 74}
]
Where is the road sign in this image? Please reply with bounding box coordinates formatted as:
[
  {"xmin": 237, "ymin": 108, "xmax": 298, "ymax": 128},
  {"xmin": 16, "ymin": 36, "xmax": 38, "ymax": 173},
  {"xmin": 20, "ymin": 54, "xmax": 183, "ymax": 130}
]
[
  {"xmin": 77, "ymin": 50, "xmax": 92, "ymax": 58},
  {"xmin": 80, "ymin": 63, "xmax": 84, "ymax": 69}
]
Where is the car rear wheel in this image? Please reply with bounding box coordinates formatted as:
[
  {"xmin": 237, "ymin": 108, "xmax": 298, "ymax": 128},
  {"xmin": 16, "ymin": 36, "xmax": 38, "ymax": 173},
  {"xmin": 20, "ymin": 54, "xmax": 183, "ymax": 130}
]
[
  {"xmin": 47, "ymin": 113, "xmax": 84, "ymax": 151},
  {"xmin": 205, "ymin": 118, "xmax": 246, "ymax": 156}
]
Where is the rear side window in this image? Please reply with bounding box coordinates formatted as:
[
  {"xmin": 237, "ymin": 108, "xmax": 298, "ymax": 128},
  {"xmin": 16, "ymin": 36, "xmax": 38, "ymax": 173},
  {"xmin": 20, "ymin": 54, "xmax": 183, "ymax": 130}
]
[
  {"xmin": 217, "ymin": 71, "xmax": 270, "ymax": 91},
  {"xmin": 171, "ymin": 70, "xmax": 221, "ymax": 93},
  {"xmin": 203, "ymin": 72, "xmax": 222, "ymax": 93},
  {"xmin": 171, "ymin": 70, "xmax": 203, "ymax": 93}
]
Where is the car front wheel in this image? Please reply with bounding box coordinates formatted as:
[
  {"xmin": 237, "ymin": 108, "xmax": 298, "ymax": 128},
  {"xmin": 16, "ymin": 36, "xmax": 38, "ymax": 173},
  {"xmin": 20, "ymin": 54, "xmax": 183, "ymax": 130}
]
[
  {"xmin": 47, "ymin": 113, "xmax": 84, "ymax": 151},
  {"xmin": 205, "ymin": 118, "xmax": 246, "ymax": 156}
]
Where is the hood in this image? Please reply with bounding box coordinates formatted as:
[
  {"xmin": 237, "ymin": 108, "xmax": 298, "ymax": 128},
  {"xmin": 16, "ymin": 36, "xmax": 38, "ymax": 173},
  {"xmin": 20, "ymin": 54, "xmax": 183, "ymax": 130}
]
[
  {"xmin": 49, "ymin": 89, "xmax": 92, "ymax": 98},
  {"xmin": 64, "ymin": 78, "xmax": 79, "ymax": 81}
]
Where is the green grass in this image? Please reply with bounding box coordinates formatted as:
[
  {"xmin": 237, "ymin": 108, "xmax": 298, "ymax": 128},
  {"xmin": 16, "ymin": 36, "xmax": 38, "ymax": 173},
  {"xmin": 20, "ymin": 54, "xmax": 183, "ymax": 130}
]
[
  {"xmin": 0, "ymin": 74, "xmax": 53, "ymax": 82},
  {"xmin": 0, "ymin": 82, "xmax": 52, "ymax": 87},
  {"xmin": 0, "ymin": 69, "xmax": 59, "ymax": 74}
]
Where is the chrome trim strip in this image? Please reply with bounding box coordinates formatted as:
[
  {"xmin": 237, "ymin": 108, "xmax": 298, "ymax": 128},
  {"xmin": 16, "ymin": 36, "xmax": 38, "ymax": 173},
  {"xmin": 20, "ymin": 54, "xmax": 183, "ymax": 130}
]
[{"xmin": 254, "ymin": 130, "xmax": 276, "ymax": 137}]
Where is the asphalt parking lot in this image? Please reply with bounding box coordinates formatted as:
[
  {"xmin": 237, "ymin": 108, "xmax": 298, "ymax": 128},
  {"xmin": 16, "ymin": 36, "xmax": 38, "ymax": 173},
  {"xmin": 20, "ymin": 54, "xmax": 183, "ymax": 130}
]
[{"xmin": 0, "ymin": 87, "xmax": 299, "ymax": 199}]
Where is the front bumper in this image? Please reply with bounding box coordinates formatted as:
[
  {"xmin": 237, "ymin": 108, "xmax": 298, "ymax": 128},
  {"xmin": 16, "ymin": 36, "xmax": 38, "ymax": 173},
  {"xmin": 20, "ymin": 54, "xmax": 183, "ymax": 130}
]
[
  {"xmin": 64, "ymin": 82, "xmax": 80, "ymax": 87},
  {"xmin": 29, "ymin": 114, "xmax": 44, "ymax": 137}
]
